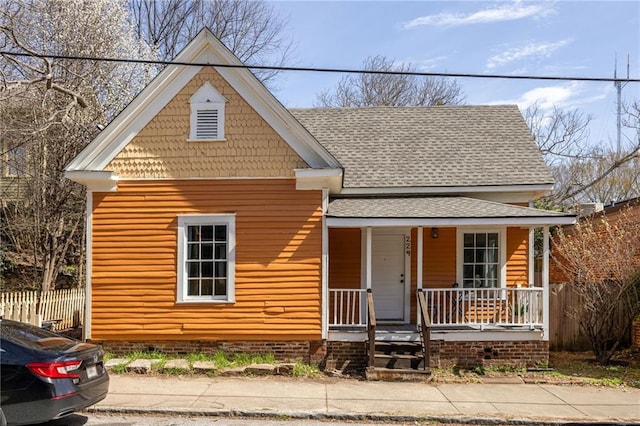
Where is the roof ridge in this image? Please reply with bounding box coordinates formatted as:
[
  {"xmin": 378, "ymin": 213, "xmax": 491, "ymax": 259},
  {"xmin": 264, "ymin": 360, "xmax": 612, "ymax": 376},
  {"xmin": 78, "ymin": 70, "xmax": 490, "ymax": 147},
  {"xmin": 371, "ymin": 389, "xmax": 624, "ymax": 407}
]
[{"xmin": 288, "ymin": 104, "xmax": 517, "ymax": 112}]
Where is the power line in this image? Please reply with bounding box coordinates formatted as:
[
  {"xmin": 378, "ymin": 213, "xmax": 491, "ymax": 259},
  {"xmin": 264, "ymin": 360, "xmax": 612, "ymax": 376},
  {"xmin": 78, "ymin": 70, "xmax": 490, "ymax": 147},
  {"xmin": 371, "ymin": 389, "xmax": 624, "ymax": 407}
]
[{"xmin": 1, "ymin": 51, "xmax": 638, "ymax": 84}]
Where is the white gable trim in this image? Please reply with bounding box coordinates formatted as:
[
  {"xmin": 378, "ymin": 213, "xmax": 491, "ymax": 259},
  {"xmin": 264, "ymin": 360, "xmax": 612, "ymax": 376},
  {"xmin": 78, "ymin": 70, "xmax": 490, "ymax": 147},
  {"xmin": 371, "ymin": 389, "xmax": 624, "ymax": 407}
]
[
  {"xmin": 65, "ymin": 29, "xmax": 339, "ymax": 173},
  {"xmin": 215, "ymin": 65, "xmax": 337, "ymax": 168},
  {"xmin": 66, "ymin": 63, "xmax": 202, "ymax": 171},
  {"xmin": 295, "ymin": 168, "xmax": 343, "ymax": 193},
  {"xmin": 65, "ymin": 170, "xmax": 118, "ymax": 192}
]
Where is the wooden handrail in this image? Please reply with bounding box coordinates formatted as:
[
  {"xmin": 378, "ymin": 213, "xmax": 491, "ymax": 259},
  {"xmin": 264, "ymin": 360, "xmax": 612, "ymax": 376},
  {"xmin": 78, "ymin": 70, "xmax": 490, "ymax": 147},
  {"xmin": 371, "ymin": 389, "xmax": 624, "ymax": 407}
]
[
  {"xmin": 417, "ymin": 290, "xmax": 431, "ymax": 370},
  {"xmin": 366, "ymin": 288, "xmax": 376, "ymax": 368}
]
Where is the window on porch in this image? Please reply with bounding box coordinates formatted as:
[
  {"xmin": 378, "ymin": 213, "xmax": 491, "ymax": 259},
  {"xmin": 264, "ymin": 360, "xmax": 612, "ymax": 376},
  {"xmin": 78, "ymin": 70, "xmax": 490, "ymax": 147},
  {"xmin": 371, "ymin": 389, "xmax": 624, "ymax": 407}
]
[{"xmin": 462, "ymin": 232, "xmax": 499, "ymax": 288}]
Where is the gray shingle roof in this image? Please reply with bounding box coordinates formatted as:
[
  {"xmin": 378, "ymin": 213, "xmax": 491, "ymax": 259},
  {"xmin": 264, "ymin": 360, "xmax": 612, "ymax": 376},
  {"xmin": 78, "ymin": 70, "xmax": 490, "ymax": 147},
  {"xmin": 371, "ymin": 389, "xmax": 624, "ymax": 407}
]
[
  {"xmin": 328, "ymin": 197, "xmax": 572, "ymax": 219},
  {"xmin": 289, "ymin": 105, "xmax": 554, "ymax": 188}
]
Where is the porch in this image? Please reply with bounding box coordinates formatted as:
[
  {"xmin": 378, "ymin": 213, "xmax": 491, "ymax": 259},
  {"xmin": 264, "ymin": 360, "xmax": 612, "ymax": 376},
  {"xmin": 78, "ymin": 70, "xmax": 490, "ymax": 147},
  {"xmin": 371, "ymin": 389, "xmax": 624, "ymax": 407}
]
[
  {"xmin": 326, "ymin": 287, "xmax": 548, "ymax": 376},
  {"xmin": 321, "ymin": 197, "xmax": 574, "ymax": 373},
  {"xmin": 328, "ymin": 286, "xmax": 544, "ymax": 339}
]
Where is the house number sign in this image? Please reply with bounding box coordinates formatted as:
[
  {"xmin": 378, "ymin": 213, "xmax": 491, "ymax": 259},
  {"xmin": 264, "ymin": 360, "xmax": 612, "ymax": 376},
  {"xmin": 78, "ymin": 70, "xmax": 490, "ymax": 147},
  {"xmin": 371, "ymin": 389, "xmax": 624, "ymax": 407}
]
[{"xmin": 405, "ymin": 235, "xmax": 411, "ymax": 256}]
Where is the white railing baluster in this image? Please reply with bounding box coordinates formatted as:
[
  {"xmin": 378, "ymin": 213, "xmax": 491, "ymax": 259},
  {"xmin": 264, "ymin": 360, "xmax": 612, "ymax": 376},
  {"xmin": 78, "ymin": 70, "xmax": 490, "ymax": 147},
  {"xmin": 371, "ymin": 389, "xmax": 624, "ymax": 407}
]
[
  {"xmin": 328, "ymin": 288, "xmax": 368, "ymax": 328},
  {"xmin": 417, "ymin": 286, "xmax": 543, "ymax": 329}
]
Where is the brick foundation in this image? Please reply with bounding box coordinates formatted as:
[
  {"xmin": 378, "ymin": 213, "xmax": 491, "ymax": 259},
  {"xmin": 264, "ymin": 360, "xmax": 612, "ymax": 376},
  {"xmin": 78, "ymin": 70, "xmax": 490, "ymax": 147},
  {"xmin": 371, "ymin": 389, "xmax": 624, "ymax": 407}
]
[
  {"xmin": 324, "ymin": 341, "xmax": 368, "ymax": 373},
  {"xmin": 434, "ymin": 340, "xmax": 549, "ymax": 369},
  {"xmin": 633, "ymin": 318, "xmax": 640, "ymax": 348},
  {"xmin": 95, "ymin": 339, "xmax": 549, "ymax": 371}
]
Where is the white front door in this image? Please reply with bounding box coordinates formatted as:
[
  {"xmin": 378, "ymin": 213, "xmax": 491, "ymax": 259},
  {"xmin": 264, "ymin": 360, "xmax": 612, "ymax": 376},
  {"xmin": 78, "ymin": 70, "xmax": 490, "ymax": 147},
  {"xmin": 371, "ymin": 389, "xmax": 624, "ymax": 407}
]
[{"xmin": 371, "ymin": 232, "xmax": 406, "ymax": 321}]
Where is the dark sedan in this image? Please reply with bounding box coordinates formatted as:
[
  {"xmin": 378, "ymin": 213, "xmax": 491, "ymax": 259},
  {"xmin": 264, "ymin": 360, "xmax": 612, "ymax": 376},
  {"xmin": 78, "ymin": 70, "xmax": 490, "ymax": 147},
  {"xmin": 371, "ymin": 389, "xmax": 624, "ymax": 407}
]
[{"xmin": 0, "ymin": 319, "xmax": 109, "ymax": 425}]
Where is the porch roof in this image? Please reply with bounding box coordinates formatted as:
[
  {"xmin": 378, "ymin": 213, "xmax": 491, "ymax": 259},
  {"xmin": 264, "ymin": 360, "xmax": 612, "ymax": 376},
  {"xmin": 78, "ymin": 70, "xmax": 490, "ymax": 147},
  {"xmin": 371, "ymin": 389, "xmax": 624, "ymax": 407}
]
[{"xmin": 326, "ymin": 196, "xmax": 575, "ymax": 227}]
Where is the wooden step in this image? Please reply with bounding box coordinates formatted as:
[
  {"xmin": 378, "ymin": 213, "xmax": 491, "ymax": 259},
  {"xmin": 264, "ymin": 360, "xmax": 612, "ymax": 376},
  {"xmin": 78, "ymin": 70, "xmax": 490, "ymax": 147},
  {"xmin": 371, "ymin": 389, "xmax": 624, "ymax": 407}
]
[
  {"xmin": 366, "ymin": 367, "xmax": 431, "ymax": 381},
  {"xmin": 374, "ymin": 353, "xmax": 424, "ymax": 369},
  {"xmin": 374, "ymin": 341, "xmax": 422, "ymax": 355}
]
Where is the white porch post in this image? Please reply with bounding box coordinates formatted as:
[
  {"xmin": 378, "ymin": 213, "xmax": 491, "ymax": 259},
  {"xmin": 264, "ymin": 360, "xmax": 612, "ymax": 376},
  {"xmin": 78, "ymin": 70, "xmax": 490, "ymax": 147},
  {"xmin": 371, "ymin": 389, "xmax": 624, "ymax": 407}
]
[
  {"xmin": 528, "ymin": 227, "xmax": 535, "ymax": 286},
  {"xmin": 321, "ymin": 189, "xmax": 329, "ymax": 339},
  {"xmin": 365, "ymin": 227, "xmax": 372, "ymax": 289},
  {"xmin": 417, "ymin": 227, "xmax": 423, "ymax": 325},
  {"xmin": 417, "ymin": 227, "xmax": 423, "ymax": 290},
  {"xmin": 542, "ymin": 226, "xmax": 550, "ymax": 340},
  {"xmin": 83, "ymin": 190, "xmax": 93, "ymax": 341}
]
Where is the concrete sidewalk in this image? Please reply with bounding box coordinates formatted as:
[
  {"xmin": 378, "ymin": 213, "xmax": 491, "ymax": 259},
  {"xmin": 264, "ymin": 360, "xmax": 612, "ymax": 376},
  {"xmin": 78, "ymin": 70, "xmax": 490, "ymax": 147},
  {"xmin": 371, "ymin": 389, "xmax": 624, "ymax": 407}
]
[{"xmin": 90, "ymin": 375, "xmax": 640, "ymax": 425}]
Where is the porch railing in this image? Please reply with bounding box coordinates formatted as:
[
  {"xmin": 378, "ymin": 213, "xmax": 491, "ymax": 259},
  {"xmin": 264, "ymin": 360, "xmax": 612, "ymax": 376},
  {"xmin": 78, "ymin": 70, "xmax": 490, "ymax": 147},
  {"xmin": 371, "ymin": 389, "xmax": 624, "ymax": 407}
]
[
  {"xmin": 416, "ymin": 290, "xmax": 431, "ymax": 369},
  {"xmin": 418, "ymin": 286, "xmax": 543, "ymax": 329},
  {"xmin": 328, "ymin": 288, "xmax": 368, "ymax": 327},
  {"xmin": 367, "ymin": 289, "xmax": 376, "ymax": 368}
]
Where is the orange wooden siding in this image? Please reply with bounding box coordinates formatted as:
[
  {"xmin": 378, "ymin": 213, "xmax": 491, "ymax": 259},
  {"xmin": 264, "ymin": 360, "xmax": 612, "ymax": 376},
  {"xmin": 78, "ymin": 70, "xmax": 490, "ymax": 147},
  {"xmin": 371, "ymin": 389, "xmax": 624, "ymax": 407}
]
[
  {"xmin": 90, "ymin": 179, "xmax": 322, "ymax": 341},
  {"xmin": 506, "ymin": 227, "xmax": 530, "ymax": 286},
  {"xmin": 328, "ymin": 228, "xmax": 361, "ymax": 289},
  {"xmin": 329, "ymin": 226, "xmax": 531, "ymax": 323},
  {"xmin": 423, "ymin": 227, "xmax": 458, "ymax": 289}
]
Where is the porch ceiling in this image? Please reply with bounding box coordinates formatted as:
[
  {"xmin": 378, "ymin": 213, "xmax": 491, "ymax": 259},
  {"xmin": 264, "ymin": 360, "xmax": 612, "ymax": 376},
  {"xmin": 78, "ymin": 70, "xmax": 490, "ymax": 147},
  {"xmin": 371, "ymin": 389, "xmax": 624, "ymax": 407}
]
[{"xmin": 326, "ymin": 196, "xmax": 575, "ymax": 227}]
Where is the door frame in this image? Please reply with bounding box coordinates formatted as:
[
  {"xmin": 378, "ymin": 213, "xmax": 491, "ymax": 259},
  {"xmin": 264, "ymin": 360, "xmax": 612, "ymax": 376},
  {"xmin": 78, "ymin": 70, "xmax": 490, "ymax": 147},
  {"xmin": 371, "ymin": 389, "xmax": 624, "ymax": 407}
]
[{"xmin": 360, "ymin": 227, "xmax": 411, "ymax": 324}]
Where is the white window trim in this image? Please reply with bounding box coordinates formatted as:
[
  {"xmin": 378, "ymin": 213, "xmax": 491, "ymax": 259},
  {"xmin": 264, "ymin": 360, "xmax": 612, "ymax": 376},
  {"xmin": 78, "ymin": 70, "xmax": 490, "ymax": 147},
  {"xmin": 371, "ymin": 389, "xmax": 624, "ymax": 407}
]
[
  {"xmin": 177, "ymin": 213, "xmax": 236, "ymax": 303},
  {"xmin": 187, "ymin": 82, "xmax": 227, "ymax": 142},
  {"xmin": 2, "ymin": 141, "xmax": 27, "ymax": 177},
  {"xmin": 456, "ymin": 227, "xmax": 507, "ymax": 289}
]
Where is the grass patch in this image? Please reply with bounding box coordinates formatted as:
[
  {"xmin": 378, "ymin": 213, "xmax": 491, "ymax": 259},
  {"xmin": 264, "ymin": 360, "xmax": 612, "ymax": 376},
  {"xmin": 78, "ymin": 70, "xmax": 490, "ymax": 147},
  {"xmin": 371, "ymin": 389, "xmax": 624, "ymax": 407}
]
[
  {"xmin": 108, "ymin": 363, "xmax": 128, "ymax": 374},
  {"xmin": 105, "ymin": 350, "xmax": 304, "ymax": 377},
  {"xmin": 291, "ymin": 361, "xmax": 320, "ymax": 378},
  {"xmin": 431, "ymin": 350, "xmax": 640, "ymax": 388},
  {"xmin": 187, "ymin": 350, "xmax": 276, "ymax": 368},
  {"xmin": 126, "ymin": 350, "xmax": 168, "ymax": 362},
  {"xmin": 548, "ymin": 351, "xmax": 640, "ymax": 388}
]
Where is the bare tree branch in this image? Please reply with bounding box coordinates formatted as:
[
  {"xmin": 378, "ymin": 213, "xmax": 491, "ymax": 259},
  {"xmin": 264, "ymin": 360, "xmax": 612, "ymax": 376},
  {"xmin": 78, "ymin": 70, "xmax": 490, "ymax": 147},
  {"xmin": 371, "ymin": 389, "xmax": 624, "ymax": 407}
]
[
  {"xmin": 552, "ymin": 204, "xmax": 640, "ymax": 364},
  {"xmin": 129, "ymin": 0, "xmax": 293, "ymax": 85},
  {"xmin": 315, "ymin": 55, "xmax": 465, "ymax": 107}
]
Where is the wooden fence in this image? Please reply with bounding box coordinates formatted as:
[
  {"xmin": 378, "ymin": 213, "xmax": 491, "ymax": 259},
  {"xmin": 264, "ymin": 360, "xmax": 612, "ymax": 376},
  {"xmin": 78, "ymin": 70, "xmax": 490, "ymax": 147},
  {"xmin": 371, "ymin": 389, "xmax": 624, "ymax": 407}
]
[
  {"xmin": 549, "ymin": 282, "xmax": 638, "ymax": 351},
  {"xmin": 0, "ymin": 288, "xmax": 85, "ymax": 331}
]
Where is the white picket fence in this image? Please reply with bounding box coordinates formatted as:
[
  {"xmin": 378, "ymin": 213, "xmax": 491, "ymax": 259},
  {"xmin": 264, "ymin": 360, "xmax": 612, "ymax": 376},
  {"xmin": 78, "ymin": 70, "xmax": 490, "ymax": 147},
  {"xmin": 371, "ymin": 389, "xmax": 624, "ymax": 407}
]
[{"xmin": 0, "ymin": 288, "xmax": 85, "ymax": 330}]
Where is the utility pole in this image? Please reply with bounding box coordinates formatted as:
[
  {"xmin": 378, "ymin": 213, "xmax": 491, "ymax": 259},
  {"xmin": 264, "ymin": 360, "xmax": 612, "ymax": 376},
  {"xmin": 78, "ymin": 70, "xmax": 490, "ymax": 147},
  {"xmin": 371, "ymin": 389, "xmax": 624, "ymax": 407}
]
[{"xmin": 614, "ymin": 53, "xmax": 630, "ymax": 155}]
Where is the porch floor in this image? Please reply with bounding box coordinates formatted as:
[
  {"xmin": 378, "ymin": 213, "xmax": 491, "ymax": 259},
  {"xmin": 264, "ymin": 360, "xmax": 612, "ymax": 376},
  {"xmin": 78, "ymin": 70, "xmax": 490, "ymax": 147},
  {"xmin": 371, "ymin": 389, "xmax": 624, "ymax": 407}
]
[{"xmin": 328, "ymin": 323, "xmax": 543, "ymax": 342}]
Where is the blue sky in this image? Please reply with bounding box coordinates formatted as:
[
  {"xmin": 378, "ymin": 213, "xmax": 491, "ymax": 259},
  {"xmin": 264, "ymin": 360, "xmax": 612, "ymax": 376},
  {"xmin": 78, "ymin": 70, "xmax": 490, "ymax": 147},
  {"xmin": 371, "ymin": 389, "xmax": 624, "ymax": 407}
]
[{"xmin": 267, "ymin": 1, "xmax": 639, "ymax": 149}]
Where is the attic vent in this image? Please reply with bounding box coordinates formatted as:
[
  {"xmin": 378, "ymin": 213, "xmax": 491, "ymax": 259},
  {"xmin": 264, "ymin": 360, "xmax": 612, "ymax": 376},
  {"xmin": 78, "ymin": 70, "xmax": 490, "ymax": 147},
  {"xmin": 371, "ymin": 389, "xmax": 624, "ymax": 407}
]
[
  {"xmin": 196, "ymin": 109, "xmax": 219, "ymax": 139},
  {"xmin": 189, "ymin": 82, "xmax": 226, "ymax": 141}
]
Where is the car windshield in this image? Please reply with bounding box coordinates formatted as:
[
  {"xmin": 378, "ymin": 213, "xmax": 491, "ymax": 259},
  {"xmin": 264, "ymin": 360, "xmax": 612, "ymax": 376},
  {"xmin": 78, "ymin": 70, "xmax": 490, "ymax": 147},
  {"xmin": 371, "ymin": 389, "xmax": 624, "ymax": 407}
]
[{"xmin": 0, "ymin": 320, "xmax": 77, "ymax": 352}]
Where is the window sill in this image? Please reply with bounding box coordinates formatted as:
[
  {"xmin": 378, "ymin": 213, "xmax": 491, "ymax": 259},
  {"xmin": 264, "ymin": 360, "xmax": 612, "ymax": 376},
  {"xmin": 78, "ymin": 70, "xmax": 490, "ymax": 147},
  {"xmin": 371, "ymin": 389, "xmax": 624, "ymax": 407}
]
[
  {"xmin": 186, "ymin": 138, "xmax": 227, "ymax": 143},
  {"xmin": 176, "ymin": 298, "xmax": 235, "ymax": 304}
]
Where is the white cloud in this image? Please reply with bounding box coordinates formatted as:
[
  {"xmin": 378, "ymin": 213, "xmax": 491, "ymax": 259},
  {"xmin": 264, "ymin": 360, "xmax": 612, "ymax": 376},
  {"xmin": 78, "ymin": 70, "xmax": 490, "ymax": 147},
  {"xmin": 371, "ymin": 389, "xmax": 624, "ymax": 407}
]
[
  {"xmin": 486, "ymin": 39, "xmax": 571, "ymax": 70},
  {"xmin": 518, "ymin": 84, "xmax": 581, "ymax": 110},
  {"xmin": 399, "ymin": 56, "xmax": 449, "ymax": 71},
  {"xmin": 489, "ymin": 82, "xmax": 607, "ymax": 112},
  {"xmin": 402, "ymin": 2, "xmax": 556, "ymax": 29}
]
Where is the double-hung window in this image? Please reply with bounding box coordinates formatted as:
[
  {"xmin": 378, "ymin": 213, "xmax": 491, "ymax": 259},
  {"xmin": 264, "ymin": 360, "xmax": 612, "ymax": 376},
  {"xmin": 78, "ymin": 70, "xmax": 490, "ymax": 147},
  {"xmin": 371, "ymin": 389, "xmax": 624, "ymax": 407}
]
[
  {"xmin": 3, "ymin": 141, "xmax": 27, "ymax": 177},
  {"xmin": 177, "ymin": 214, "xmax": 235, "ymax": 302},
  {"xmin": 459, "ymin": 230, "xmax": 503, "ymax": 288}
]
